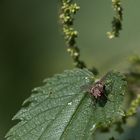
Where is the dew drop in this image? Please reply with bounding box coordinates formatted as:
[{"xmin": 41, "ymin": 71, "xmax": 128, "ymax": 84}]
[
  {"xmin": 41, "ymin": 127, "xmax": 45, "ymax": 132},
  {"xmin": 85, "ymin": 77, "xmax": 88, "ymax": 80},
  {"xmin": 68, "ymin": 102, "xmax": 72, "ymax": 105},
  {"xmin": 90, "ymin": 124, "xmax": 96, "ymax": 131}
]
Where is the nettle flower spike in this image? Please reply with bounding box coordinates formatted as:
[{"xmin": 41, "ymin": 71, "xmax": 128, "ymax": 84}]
[
  {"xmin": 107, "ymin": 0, "xmax": 123, "ymax": 39},
  {"xmin": 60, "ymin": 0, "xmax": 86, "ymax": 68}
]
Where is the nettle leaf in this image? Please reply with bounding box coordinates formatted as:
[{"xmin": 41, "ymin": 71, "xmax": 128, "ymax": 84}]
[{"xmin": 6, "ymin": 69, "xmax": 127, "ymax": 140}]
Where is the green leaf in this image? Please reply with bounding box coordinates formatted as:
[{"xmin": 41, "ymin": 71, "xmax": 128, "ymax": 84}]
[{"xmin": 6, "ymin": 69, "xmax": 127, "ymax": 140}]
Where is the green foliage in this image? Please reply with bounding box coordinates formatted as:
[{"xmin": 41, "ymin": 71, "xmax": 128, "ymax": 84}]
[
  {"xmin": 6, "ymin": 69, "xmax": 127, "ymax": 140},
  {"xmin": 109, "ymin": 137, "xmax": 116, "ymax": 140},
  {"xmin": 129, "ymin": 55, "xmax": 140, "ymax": 75}
]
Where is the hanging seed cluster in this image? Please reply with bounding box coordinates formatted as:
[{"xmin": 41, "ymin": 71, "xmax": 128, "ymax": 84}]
[
  {"xmin": 107, "ymin": 0, "xmax": 123, "ymax": 39},
  {"xmin": 60, "ymin": 0, "xmax": 86, "ymax": 68}
]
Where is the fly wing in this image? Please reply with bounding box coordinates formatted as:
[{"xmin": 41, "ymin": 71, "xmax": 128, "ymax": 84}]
[
  {"xmin": 80, "ymin": 84, "xmax": 92, "ymax": 93},
  {"xmin": 100, "ymin": 71, "xmax": 113, "ymax": 82}
]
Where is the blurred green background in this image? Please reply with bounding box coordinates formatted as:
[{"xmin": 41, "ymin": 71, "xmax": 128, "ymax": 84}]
[{"xmin": 0, "ymin": 0, "xmax": 140, "ymax": 139}]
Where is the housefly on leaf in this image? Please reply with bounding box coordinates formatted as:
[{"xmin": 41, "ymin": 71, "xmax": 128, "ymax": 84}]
[
  {"xmin": 81, "ymin": 80, "xmax": 105, "ymax": 99},
  {"xmin": 81, "ymin": 74, "xmax": 109, "ymax": 107}
]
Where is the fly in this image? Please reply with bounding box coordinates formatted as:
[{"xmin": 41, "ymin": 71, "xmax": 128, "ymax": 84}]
[{"xmin": 81, "ymin": 74, "xmax": 109, "ymax": 107}]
